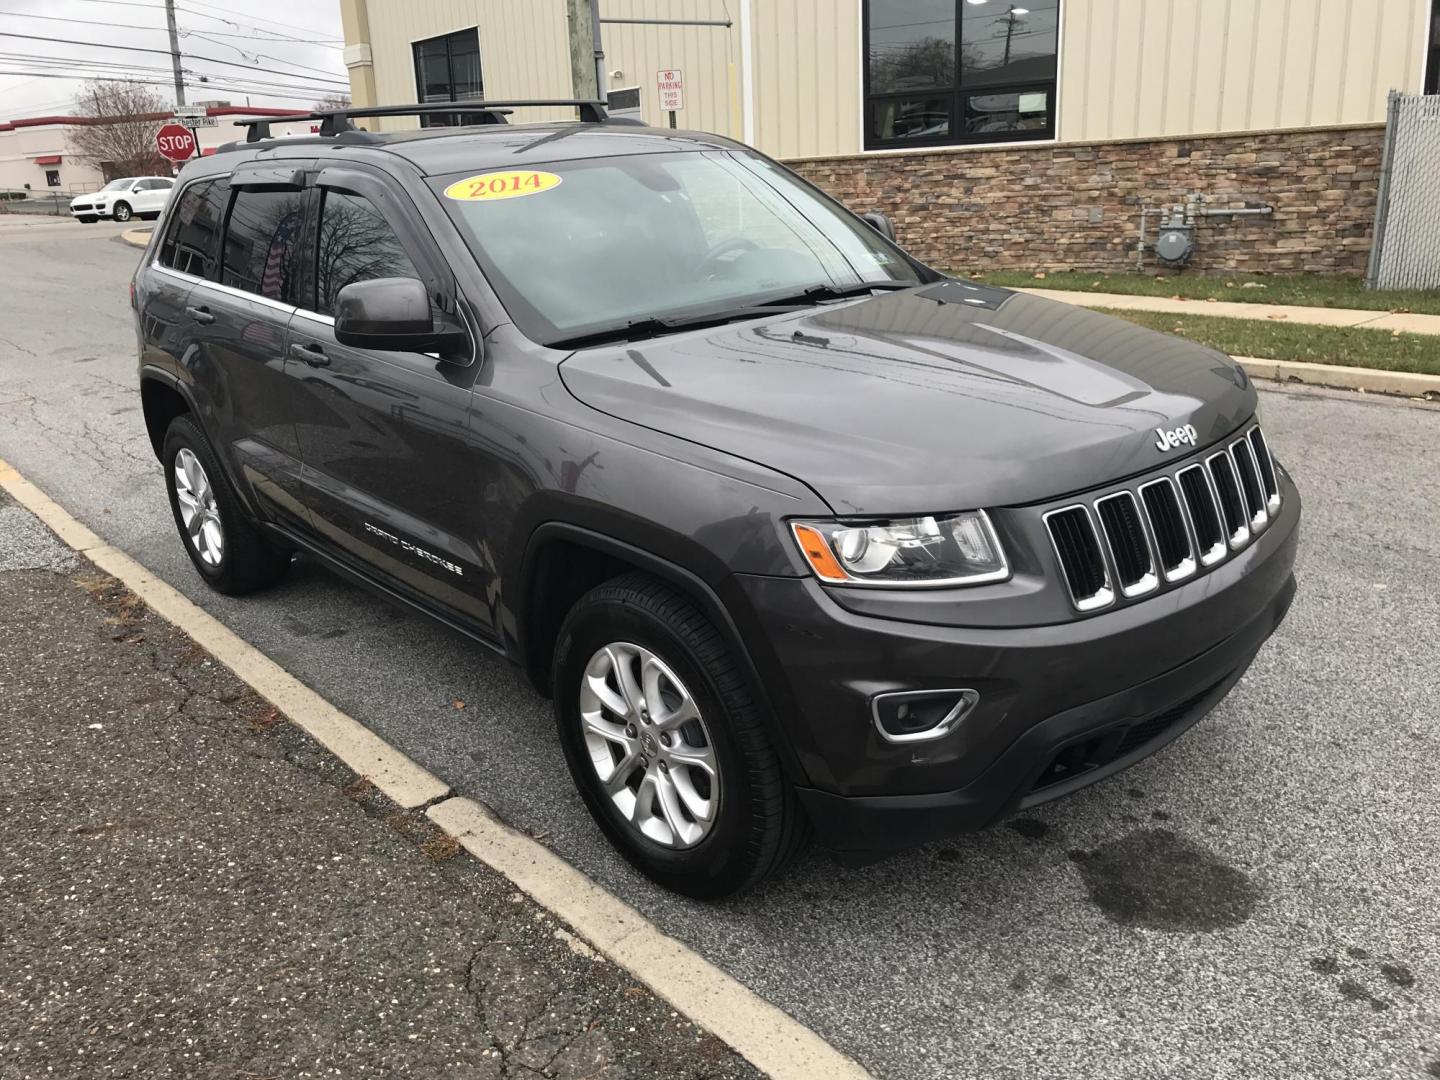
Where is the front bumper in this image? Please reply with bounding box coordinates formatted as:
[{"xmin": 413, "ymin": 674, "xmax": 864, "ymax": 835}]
[
  {"xmin": 70, "ymin": 206, "xmax": 108, "ymax": 218},
  {"xmin": 730, "ymin": 472, "xmax": 1301, "ymax": 856}
]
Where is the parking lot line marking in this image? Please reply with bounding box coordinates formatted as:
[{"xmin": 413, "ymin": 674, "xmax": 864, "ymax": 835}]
[{"xmin": 0, "ymin": 457, "xmax": 873, "ymax": 1080}]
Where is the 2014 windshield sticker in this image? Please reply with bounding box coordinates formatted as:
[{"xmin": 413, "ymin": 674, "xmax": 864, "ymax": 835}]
[{"xmin": 444, "ymin": 170, "xmax": 562, "ymax": 202}]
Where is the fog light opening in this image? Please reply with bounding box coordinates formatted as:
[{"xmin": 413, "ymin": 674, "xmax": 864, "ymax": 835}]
[{"xmin": 872, "ymin": 689, "xmax": 980, "ymax": 745}]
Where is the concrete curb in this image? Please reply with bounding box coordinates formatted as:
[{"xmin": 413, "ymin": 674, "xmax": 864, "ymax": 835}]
[
  {"xmin": 1240, "ymin": 356, "xmax": 1440, "ymax": 399},
  {"xmin": 0, "ymin": 456, "xmax": 873, "ymax": 1080},
  {"xmin": 120, "ymin": 227, "xmax": 152, "ymax": 249}
]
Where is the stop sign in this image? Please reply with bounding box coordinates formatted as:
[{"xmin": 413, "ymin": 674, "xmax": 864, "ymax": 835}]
[{"xmin": 155, "ymin": 123, "xmax": 196, "ymax": 162}]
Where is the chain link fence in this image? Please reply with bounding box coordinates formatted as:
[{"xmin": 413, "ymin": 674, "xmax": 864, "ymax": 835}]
[{"xmin": 1367, "ymin": 92, "xmax": 1440, "ymax": 290}]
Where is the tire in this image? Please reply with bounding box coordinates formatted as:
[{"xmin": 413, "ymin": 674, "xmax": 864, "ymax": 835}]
[
  {"xmin": 553, "ymin": 572, "xmax": 807, "ymax": 899},
  {"xmin": 77, "ymin": 216, "xmax": 97, "ymax": 224},
  {"xmin": 112, "ymin": 201, "xmax": 132, "ymax": 222},
  {"xmin": 162, "ymin": 415, "xmax": 291, "ymax": 595}
]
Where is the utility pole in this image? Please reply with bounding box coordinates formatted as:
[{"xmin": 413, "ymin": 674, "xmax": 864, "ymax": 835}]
[
  {"xmin": 565, "ymin": 0, "xmax": 603, "ymax": 101},
  {"xmin": 164, "ymin": 0, "xmax": 186, "ymax": 106}
]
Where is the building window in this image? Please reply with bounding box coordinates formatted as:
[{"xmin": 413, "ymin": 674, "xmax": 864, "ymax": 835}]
[
  {"xmin": 863, "ymin": 0, "xmax": 1059, "ymax": 150},
  {"xmin": 44, "ymin": 170, "xmax": 60, "ymax": 187},
  {"xmin": 413, "ymin": 27, "xmax": 484, "ymax": 127},
  {"xmin": 1427, "ymin": 0, "xmax": 1440, "ymax": 94}
]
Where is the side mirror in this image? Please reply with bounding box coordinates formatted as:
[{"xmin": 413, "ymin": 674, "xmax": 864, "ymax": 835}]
[
  {"xmin": 859, "ymin": 211, "xmax": 896, "ymax": 242},
  {"xmin": 333, "ymin": 277, "xmax": 469, "ymax": 359}
]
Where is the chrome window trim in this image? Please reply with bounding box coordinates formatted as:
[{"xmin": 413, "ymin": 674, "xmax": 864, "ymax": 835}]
[
  {"xmin": 870, "ymin": 688, "xmax": 981, "ymax": 745},
  {"xmin": 1042, "ymin": 503, "xmax": 1115, "ymax": 612},
  {"xmin": 1205, "ymin": 450, "xmax": 1251, "ymax": 551},
  {"xmin": 1137, "ymin": 476, "xmax": 1198, "ymax": 583},
  {"xmin": 292, "ymin": 308, "xmax": 336, "ymax": 327},
  {"xmin": 190, "ymin": 276, "xmax": 299, "ymax": 316},
  {"xmin": 1176, "ymin": 463, "xmax": 1229, "ymax": 567},
  {"xmin": 1230, "ymin": 436, "xmax": 1269, "ymax": 533},
  {"xmin": 1093, "ymin": 490, "xmax": 1159, "ymax": 598}
]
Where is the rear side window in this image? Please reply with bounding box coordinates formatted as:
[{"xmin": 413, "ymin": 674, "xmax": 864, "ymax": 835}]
[
  {"xmin": 221, "ymin": 188, "xmax": 307, "ymax": 302},
  {"xmin": 313, "ymin": 189, "xmax": 421, "ymax": 316},
  {"xmin": 156, "ymin": 178, "xmax": 228, "ymax": 279}
]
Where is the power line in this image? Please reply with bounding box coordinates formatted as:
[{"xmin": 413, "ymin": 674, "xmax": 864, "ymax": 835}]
[
  {"xmin": 180, "ymin": 0, "xmax": 341, "ymax": 41},
  {"xmin": 0, "ymin": 31, "xmax": 348, "ymax": 87},
  {"xmin": 0, "ymin": 68, "xmax": 324, "ymax": 103}
]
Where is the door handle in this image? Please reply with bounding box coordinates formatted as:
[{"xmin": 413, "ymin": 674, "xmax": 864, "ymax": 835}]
[
  {"xmin": 289, "ymin": 342, "xmax": 331, "ymax": 368},
  {"xmin": 185, "ymin": 305, "xmax": 214, "ymax": 325}
]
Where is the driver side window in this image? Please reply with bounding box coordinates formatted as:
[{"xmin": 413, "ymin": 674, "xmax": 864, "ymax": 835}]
[{"xmin": 314, "ymin": 189, "xmax": 421, "ymax": 317}]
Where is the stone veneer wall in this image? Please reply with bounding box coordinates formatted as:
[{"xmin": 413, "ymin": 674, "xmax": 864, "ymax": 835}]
[{"xmin": 787, "ymin": 125, "xmax": 1385, "ymax": 276}]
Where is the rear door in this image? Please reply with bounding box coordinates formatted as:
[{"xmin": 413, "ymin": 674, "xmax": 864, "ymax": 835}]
[
  {"xmin": 285, "ymin": 164, "xmax": 494, "ymax": 633},
  {"xmin": 182, "ymin": 163, "xmax": 315, "ymax": 533}
]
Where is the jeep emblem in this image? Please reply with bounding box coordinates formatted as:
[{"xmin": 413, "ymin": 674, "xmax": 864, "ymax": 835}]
[{"xmin": 1155, "ymin": 424, "xmax": 1198, "ymax": 452}]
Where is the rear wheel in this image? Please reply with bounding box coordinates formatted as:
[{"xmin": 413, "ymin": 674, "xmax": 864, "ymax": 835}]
[
  {"xmin": 112, "ymin": 201, "xmax": 132, "ymax": 222},
  {"xmin": 553, "ymin": 573, "xmax": 807, "ymax": 899},
  {"xmin": 162, "ymin": 415, "xmax": 291, "ymax": 595}
]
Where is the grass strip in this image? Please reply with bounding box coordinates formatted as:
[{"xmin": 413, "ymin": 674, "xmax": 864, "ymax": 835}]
[{"xmin": 1092, "ymin": 307, "xmax": 1440, "ymax": 376}]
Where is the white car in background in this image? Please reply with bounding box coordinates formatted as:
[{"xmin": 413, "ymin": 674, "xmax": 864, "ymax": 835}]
[{"xmin": 70, "ymin": 176, "xmax": 175, "ymax": 223}]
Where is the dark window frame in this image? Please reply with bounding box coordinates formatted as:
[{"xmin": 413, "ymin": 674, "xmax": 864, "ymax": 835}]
[
  {"xmin": 411, "ymin": 26, "xmax": 486, "ymax": 127},
  {"xmin": 862, "ymin": 0, "xmax": 1060, "ymax": 151}
]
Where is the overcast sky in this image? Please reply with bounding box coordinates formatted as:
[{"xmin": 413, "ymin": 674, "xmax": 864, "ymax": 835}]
[{"xmin": 0, "ymin": 0, "xmax": 347, "ymax": 119}]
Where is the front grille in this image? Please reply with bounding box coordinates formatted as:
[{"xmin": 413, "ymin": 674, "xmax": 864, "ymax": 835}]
[
  {"xmin": 1045, "ymin": 424, "xmax": 1280, "ymax": 612},
  {"xmin": 72, "ymin": 203, "xmax": 92, "ymax": 211}
]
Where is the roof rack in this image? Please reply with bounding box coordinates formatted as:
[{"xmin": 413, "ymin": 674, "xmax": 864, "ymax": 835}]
[{"xmin": 235, "ymin": 99, "xmax": 610, "ymax": 142}]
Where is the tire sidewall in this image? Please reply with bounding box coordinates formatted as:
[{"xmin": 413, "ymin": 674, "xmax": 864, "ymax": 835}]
[
  {"xmin": 112, "ymin": 201, "xmax": 132, "ymax": 222},
  {"xmin": 162, "ymin": 418, "xmax": 229, "ymax": 588},
  {"xmin": 554, "ymin": 599, "xmax": 759, "ymax": 897}
]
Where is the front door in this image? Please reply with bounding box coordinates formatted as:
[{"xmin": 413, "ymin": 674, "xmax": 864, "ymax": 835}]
[{"xmin": 285, "ymin": 170, "xmax": 495, "ymax": 634}]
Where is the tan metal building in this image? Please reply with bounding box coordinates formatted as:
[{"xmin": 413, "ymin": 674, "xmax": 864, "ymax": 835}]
[{"xmin": 337, "ymin": 0, "xmax": 1440, "ymax": 274}]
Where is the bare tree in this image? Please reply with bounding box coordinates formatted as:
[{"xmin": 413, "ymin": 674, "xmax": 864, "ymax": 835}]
[
  {"xmin": 69, "ymin": 81, "xmax": 169, "ymax": 180},
  {"xmin": 313, "ymin": 93, "xmax": 352, "ymax": 113}
]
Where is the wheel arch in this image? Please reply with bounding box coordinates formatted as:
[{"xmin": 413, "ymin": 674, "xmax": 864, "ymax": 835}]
[
  {"xmin": 514, "ymin": 522, "xmax": 812, "ymax": 788},
  {"xmin": 140, "ymin": 369, "xmax": 197, "ymax": 460}
]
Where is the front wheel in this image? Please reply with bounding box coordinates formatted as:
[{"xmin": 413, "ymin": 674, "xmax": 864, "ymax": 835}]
[
  {"xmin": 111, "ymin": 201, "xmax": 132, "ymax": 222},
  {"xmin": 162, "ymin": 415, "xmax": 291, "ymax": 595},
  {"xmin": 553, "ymin": 573, "xmax": 807, "ymax": 899}
]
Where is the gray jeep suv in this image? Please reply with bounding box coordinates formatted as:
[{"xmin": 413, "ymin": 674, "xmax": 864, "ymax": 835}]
[{"xmin": 131, "ymin": 100, "xmax": 1300, "ymax": 898}]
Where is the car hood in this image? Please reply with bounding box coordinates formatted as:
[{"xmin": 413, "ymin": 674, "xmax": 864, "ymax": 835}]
[{"xmin": 557, "ymin": 280, "xmax": 1258, "ymax": 515}]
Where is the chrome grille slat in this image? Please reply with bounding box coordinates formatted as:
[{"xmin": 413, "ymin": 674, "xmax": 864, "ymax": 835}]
[
  {"xmin": 1248, "ymin": 426, "xmax": 1281, "ymax": 514},
  {"xmin": 1230, "ymin": 437, "xmax": 1269, "ymax": 532},
  {"xmin": 1207, "ymin": 450, "xmax": 1251, "ymax": 550},
  {"xmin": 1045, "ymin": 423, "xmax": 1282, "ymax": 612},
  {"xmin": 1138, "ymin": 477, "xmax": 1197, "ymax": 582},
  {"xmin": 1094, "ymin": 491, "xmax": 1158, "ymax": 598},
  {"xmin": 1043, "ymin": 505, "xmax": 1114, "ymax": 612}
]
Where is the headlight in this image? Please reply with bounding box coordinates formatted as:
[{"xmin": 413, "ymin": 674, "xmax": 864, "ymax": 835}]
[{"xmin": 790, "ymin": 511, "xmax": 1009, "ymax": 587}]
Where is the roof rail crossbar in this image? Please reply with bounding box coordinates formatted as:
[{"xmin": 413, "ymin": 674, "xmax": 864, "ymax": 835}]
[{"xmin": 235, "ymin": 99, "xmax": 608, "ymax": 142}]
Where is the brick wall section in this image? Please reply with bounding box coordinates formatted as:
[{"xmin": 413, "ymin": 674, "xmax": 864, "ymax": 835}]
[{"xmin": 787, "ymin": 125, "xmax": 1385, "ymax": 276}]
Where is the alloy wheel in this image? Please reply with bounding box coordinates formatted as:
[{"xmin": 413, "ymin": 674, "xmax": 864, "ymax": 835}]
[
  {"xmin": 113, "ymin": 202, "xmax": 132, "ymax": 222},
  {"xmin": 578, "ymin": 642, "xmax": 719, "ymax": 848},
  {"xmin": 174, "ymin": 447, "xmax": 224, "ymax": 567}
]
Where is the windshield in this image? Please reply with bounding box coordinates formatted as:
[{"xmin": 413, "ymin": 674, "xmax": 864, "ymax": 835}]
[
  {"xmin": 102, "ymin": 179, "xmax": 131, "ymax": 191},
  {"xmin": 430, "ymin": 150, "xmax": 926, "ymax": 346}
]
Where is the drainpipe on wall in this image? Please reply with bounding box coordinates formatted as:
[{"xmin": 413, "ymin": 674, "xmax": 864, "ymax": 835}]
[
  {"xmin": 339, "ymin": 0, "xmax": 378, "ymax": 108},
  {"xmin": 739, "ymin": 0, "xmax": 755, "ymax": 145}
]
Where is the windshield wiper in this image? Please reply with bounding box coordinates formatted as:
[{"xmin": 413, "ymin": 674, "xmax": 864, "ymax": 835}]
[
  {"xmin": 548, "ymin": 305, "xmax": 808, "ymax": 350},
  {"xmin": 759, "ymin": 281, "xmax": 915, "ymax": 306}
]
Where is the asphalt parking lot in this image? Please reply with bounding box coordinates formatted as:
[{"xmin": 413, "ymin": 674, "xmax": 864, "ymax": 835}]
[{"xmin": 2, "ymin": 227, "xmax": 1438, "ymax": 1079}]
